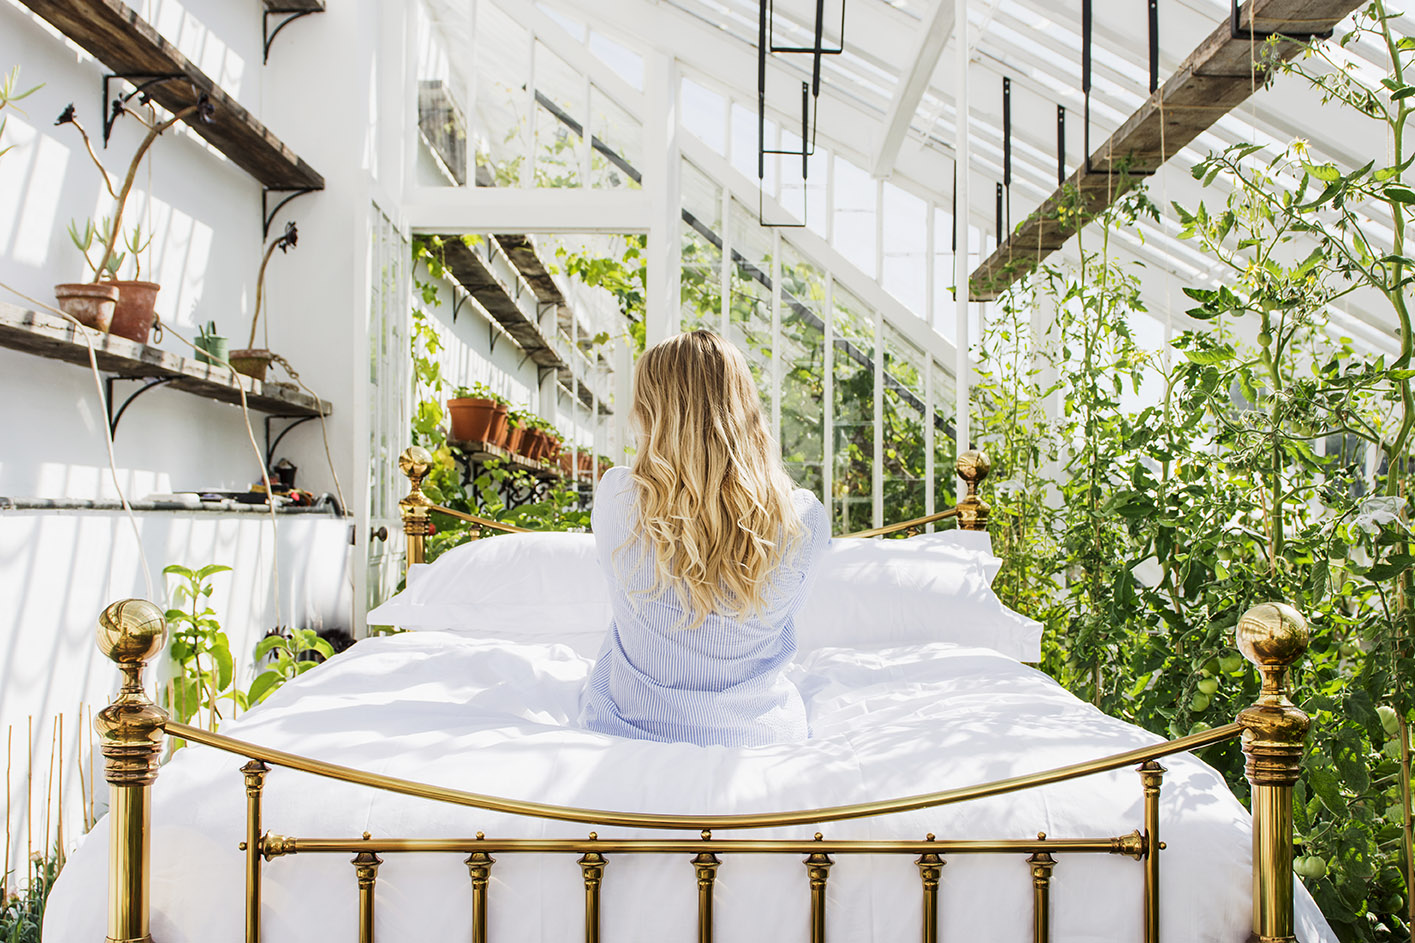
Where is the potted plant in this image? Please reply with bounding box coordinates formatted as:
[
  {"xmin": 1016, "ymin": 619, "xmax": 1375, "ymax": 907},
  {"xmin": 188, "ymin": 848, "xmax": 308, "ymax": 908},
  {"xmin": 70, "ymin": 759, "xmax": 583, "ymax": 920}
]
[
  {"xmin": 520, "ymin": 415, "xmax": 548, "ymax": 461},
  {"xmin": 194, "ymin": 320, "xmax": 227, "ymax": 366},
  {"xmin": 541, "ymin": 422, "xmax": 562, "ymax": 462},
  {"xmin": 55, "ymin": 95, "xmax": 213, "ymax": 340},
  {"xmin": 504, "ymin": 407, "xmax": 527, "ymax": 455},
  {"xmin": 447, "ymin": 382, "xmax": 508, "ymax": 445},
  {"xmin": 230, "ymin": 221, "xmax": 298, "ymax": 380}
]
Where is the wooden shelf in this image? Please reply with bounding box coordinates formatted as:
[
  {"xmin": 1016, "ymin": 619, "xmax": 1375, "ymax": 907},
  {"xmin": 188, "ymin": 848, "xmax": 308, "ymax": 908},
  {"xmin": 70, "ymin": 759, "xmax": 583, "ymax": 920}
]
[
  {"xmin": 439, "ymin": 238, "xmax": 565, "ymax": 370},
  {"xmin": 448, "ymin": 438, "xmax": 562, "ymax": 480},
  {"xmin": 0, "ymin": 303, "xmax": 330, "ymax": 418},
  {"xmin": 968, "ymin": 0, "xmax": 1362, "ymax": 301},
  {"xmin": 264, "ymin": 0, "xmax": 325, "ymax": 12},
  {"xmin": 18, "ymin": 0, "xmax": 324, "ymax": 191}
]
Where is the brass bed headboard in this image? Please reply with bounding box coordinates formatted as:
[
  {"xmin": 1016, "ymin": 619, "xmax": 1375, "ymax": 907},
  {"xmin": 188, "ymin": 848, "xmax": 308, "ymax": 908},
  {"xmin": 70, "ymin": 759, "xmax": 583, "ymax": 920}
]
[{"xmin": 396, "ymin": 445, "xmax": 994, "ymax": 568}]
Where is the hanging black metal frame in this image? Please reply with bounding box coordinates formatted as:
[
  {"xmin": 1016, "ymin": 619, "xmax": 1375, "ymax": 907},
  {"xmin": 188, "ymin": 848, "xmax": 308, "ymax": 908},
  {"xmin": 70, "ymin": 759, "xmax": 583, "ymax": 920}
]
[
  {"xmin": 1229, "ymin": 0, "xmax": 1332, "ymax": 41},
  {"xmin": 101, "ymin": 74, "xmax": 187, "ymax": 146},
  {"xmin": 1079, "ymin": 0, "xmax": 1156, "ymax": 179},
  {"xmin": 755, "ymin": 0, "xmax": 846, "ymax": 227}
]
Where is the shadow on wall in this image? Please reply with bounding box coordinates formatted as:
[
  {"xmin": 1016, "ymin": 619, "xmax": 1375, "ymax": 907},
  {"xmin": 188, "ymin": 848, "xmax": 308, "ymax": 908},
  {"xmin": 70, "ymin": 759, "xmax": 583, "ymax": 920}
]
[{"xmin": 0, "ymin": 507, "xmax": 354, "ymax": 874}]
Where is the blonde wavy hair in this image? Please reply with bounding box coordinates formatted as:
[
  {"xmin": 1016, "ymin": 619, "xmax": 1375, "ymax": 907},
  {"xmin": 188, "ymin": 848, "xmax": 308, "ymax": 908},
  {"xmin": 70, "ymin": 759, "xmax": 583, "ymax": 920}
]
[{"xmin": 625, "ymin": 331, "xmax": 804, "ymax": 629}]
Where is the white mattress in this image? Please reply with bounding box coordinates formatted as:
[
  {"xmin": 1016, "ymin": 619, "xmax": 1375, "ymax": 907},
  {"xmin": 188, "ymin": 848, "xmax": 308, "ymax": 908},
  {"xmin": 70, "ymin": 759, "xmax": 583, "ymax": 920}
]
[{"xmin": 44, "ymin": 632, "xmax": 1334, "ymax": 942}]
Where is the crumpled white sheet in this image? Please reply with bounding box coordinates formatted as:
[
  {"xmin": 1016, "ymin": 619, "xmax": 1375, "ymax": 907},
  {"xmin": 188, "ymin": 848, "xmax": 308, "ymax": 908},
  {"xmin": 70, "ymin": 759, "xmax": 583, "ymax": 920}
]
[{"xmin": 44, "ymin": 632, "xmax": 1335, "ymax": 942}]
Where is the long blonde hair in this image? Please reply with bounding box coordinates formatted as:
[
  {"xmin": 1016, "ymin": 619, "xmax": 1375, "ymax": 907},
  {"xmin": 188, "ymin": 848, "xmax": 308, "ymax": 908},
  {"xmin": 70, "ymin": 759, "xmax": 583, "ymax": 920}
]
[{"xmin": 626, "ymin": 331, "xmax": 804, "ymax": 629}]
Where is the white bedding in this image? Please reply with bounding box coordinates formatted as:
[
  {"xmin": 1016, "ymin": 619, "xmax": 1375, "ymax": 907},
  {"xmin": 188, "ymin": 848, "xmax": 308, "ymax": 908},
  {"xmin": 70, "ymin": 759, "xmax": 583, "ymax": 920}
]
[{"xmin": 45, "ymin": 633, "xmax": 1334, "ymax": 942}]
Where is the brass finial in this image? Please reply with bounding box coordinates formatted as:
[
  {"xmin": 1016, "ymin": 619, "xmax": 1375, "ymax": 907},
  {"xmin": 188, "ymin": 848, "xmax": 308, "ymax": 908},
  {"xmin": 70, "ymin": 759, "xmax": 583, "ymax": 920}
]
[
  {"xmin": 398, "ymin": 445, "xmax": 433, "ymax": 483},
  {"xmin": 97, "ymin": 598, "xmax": 167, "ymax": 674},
  {"xmin": 1236, "ymin": 602, "xmax": 1309, "ymax": 690},
  {"xmin": 1236, "ymin": 602, "xmax": 1311, "ymax": 789},
  {"xmin": 94, "ymin": 600, "xmax": 169, "ymax": 788},
  {"xmin": 955, "ymin": 449, "xmax": 992, "ymax": 492}
]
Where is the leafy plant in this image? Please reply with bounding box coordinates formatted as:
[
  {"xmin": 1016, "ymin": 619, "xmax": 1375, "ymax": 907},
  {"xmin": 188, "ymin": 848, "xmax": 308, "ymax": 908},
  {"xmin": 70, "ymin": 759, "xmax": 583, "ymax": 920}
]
[
  {"xmin": 0, "ymin": 66, "xmax": 41, "ymax": 163},
  {"xmin": 247, "ymin": 629, "xmax": 334, "ymax": 705},
  {"xmin": 162, "ymin": 563, "xmax": 236, "ymax": 732},
  {"xmin": 0, "ymin": 849, "xmax": 61, "ymax": 943}
]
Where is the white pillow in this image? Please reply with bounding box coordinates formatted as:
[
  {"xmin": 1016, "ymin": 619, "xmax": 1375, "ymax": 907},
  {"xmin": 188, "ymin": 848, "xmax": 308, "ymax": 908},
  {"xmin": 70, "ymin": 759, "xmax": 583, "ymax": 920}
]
[
  {"xmin": 366, "ymin": 529, "xmax": 1041, "ymax": 662},
  {"xmin": 794, "ymin": 531, "xmax": 1042, "ymax": 661},
  {"xmin": 367, "ymin": 532, "xmax": 611, "ymax": 656}
]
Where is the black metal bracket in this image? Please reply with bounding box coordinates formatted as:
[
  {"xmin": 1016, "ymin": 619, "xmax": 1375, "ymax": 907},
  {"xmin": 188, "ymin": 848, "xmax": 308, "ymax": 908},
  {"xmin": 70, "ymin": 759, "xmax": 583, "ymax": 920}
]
[
  {"xmin": 766, "ymin": 0, "xmax": 846, "ymax": 57},
  {"xmin": 537, "ymin": 365, "xmax": 558, "ymax": 385},
  {"xmin": 488, "ymin": 322, "xmax": 501, "ymax": 355},
  {"xmin": 1057, "ymin": 105, "xmax": 1066, "ymax": 185},
  {"xmin": 106, "ymin": 375, "xmax": 178, "ymax": 434},
  {"xmin": 1080, "ymin": 0, "xmax": 1157, "ymax": 179},
  {"xmin": 264, "ymin": 414, "xmax": 318, "ymax": 469},
  {"xmin": 451, "ymin": 291, "xmax": 471, "ymax": 324},
  {"xmin": 263, "ymin": 8, "xmax": 320, "ymax": 64},
  {"xmin": 1230, "ymin": 0, "xmax": 1332, "ymax": 41},
  {"xmin": 102, "ymin": 74, "xmax": 185, "ymax": 146},
  {"xmin": 262, "ymin": 187, "xmax": 316, "ymax": 239}
]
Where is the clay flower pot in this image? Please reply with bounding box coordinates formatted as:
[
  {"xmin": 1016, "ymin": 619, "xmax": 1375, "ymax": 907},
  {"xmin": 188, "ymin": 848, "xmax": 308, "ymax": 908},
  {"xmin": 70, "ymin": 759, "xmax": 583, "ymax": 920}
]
[
  {"xmin": 54, "ymin": 283, "xmax": 119, "ymax": 333},
  {"xmin": 542, "ymin": 435, "xmax": 561, "ymax": 462},
  {"xmin": 107, "ymin": 280, "xmax": 161, "ymax": 344},
  {"xmin": 447, "ymin": 397, "xmax": 507, "ymax": 445},
  {"xmin": 521, "ymin": 428, "xmax": 546, "ymax": 461},
  {"xmin": 229, "ymin": 348, "xmax": 276, "ymax": 381},
  {"xmin": 505, "ymin": 425, "xmax": 525, "ymax": 455}
]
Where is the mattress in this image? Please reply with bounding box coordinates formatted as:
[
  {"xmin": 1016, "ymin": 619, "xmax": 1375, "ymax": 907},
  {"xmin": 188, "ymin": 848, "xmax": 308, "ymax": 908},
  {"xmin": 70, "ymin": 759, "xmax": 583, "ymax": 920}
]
[{"xmin": 44, "ymin": 631, "xmax": 1334, "ymax": 942}]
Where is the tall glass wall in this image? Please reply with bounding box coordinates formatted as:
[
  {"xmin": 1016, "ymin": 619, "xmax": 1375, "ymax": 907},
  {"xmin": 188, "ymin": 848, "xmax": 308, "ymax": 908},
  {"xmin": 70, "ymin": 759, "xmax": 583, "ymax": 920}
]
[
  {"xmin": 778, "ymin": 242, "xmax": 826, "ymax": 498},
  {"xmin": 832, "ymin": 286, "xmax": 875, "ymax": 532}
]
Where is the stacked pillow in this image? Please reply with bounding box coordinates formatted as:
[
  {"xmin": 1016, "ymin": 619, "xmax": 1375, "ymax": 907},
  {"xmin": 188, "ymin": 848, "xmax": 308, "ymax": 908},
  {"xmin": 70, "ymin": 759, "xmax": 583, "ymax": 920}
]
[{"xmin": 367, "ymin": 529, "xmax": 1042, "ymax": 662}]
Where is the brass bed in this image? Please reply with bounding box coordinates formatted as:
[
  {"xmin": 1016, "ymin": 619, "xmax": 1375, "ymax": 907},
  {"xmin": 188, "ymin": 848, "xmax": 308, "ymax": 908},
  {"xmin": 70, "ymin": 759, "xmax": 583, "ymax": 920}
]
[{"xmin": 87, "ymin": 445, "xmax": 1311, "ymax": 943}]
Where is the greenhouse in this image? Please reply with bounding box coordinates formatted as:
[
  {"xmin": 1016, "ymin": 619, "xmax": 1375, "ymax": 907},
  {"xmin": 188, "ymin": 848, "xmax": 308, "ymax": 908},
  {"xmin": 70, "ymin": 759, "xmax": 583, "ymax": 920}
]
[{"xmin": 0, "ymin": 0, "xmax": 1411, "ymax": 939}]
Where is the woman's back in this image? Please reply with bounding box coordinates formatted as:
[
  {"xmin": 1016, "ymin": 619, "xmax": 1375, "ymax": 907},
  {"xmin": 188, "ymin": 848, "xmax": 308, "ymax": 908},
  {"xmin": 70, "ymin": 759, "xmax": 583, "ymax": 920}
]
[{"xmin": 580, "ymin": 466, "xmax": 830, "ymax": 746}]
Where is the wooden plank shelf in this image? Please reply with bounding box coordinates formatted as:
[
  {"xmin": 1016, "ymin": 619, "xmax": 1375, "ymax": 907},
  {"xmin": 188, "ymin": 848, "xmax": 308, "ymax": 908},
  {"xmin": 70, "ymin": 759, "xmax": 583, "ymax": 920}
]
[
  {"xmin": 448, "ymin": 438, "xmax": 563, "ymax": 480},
  {"xmin": 968, "ymin": 0, "xmax": 1362, "ymax": 302},
  {"xmin": 439, "ymin": 237, "xmax": 565, "ymax": 370},
  {"xmin": 264, "ymin": 0, "xmax": 325, "ymax": 12},
  {"xmin": 18, "ymin": 0, "xmax": 324, "ymax": 191},
  {"xmin": 0, "ymin": 303, "xmax": 330, "ymax": 418}
]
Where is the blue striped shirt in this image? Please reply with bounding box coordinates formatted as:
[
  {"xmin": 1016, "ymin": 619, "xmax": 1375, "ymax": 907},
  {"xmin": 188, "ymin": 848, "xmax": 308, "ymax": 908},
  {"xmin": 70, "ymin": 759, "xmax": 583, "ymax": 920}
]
[{"xmin": 578, "ymin": 467, "xmax": 831, "ymax": 747}]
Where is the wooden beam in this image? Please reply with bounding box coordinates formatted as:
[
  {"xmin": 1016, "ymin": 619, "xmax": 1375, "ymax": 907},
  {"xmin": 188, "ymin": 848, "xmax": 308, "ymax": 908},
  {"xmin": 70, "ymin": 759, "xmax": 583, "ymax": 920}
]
[
  {"xmin": 17, "ymin": 0, "xmax": 324, "ymax": 190},
  {"xmin": 873, "ymin": 0, "xmax": 956, "ymax": 178},
  {"xmin": 438, "ymin": 238, "xmax": 566, "ymax": 370},
  {"xmin": 968, "ymin": 0, "xmax": 1362, "ymax": 301}
]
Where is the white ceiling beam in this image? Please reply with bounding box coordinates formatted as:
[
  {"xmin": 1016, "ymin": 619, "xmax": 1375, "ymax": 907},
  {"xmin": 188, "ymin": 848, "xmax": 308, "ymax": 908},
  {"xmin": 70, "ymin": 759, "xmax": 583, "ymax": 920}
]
[{"xmin": 873, "ymin": 0, "xmax": 955, "ymax": 178}]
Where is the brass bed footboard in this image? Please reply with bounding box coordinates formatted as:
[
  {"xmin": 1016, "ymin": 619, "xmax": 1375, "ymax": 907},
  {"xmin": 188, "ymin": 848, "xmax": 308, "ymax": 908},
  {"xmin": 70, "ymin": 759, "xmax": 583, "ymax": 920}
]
[{"xmin": 92, "ymin": 599, "xmax": 1311, "ymax": 943}]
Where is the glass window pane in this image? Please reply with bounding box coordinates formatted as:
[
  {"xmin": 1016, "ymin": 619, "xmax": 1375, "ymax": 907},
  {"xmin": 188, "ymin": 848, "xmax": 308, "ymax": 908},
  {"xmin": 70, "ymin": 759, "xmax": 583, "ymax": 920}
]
[
  {"xmin": 883, "ymin": 325, "xmax": 927, "ymax": 529},
  {"xmin": 779, "ymin": 241, "xmax": 826, "ymax": 498},
  {"xmin": 832, "ymin": 155, "xmax": 876, "ymax": 278},
  {"xmin": 728, "ymin": 199, "xmax": 772, "ymax": 416},
  {"xmin": 534, "ymin": 42, "xmax": 583, "ymax": 187},
  {"xmin": 473, "ymin": 3, "xmax": 529, "ymax": 187},
  {"xmin": 882, "ymin": 182, "xmax": 927, "ymax": 316},
  {"xmin": 932, "ymin": 361, "xmax": 958, "ymax": 508},
  {"xmin": 832, "ymin": 286, "xmax": 874, "ymax": 533},
  {"xmin": 590, "ymin": 87, "xmax": 642, "ymax": 189}
]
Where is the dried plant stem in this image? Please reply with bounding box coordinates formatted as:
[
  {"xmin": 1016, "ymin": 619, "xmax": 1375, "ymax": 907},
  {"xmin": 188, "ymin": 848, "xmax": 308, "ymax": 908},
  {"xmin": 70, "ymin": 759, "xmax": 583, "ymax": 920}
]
[
  {"xmin": 4, "ymin": 726, "xmax": 10, "ymax": 897},
  {"xmin": 91, "ymin": 104, "xmax": 198, "ymax": 283},
  {"xmin": 248, "ymin": 236, "xmax": 284, "ymax": 349},
  {"xmin": 43, "ymin": 720, "xmax": 55, "ymax": 860},
  {"xmin": 25, "ymin": 716, "xmax": 31, "ymax": 861},
  {"xmin": 56, "ymin": 713, "xmax": 64, "ymax": 866},
  {"xmin": 67, "ymin": 118, "xmax": 117, "ymax": 200}
]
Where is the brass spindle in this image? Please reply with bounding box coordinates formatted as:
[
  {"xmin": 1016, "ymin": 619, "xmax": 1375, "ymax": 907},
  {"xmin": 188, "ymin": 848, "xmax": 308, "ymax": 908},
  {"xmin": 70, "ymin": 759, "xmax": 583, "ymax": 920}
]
[
  {"xmin": 1028, "ymin": 834, "xmax": 1056, "ymax": 943},
  {"xmin": 578, "ymin": 832, "xmax": 607, "ymax": 943},
  {"xmin": 1137, "ymin": 760, "xmax": 1166, "ymax": 943},
  {"xmin": 240, "ymin": 760, "xmax": 270, "ymax": 943},
  {"xmin": 915, "ymin": 833, "xmax": 945, "ymax": 943},
  {"xmin": 352, "ymin": 835, "xmax": 382, "ymax": 943},
  {"xmin": 465, "ymin": 832, "xmax": 495, "ymax": 943},
  {"xmin": 1235, "ymin": 603, "xmax": 1311, "ymax": 943},
  {"xmin": 803, "ymin": 832, "xmax": 834, "ymax": 943},
  {"xmin": 692, "ymin": 830, "xmax": 721, "ymax": 943}
]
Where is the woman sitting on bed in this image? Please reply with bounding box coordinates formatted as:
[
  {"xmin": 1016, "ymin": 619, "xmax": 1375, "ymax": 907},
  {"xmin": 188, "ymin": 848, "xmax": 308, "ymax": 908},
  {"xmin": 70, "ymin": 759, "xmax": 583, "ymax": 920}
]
[{"xmin": 579, "ymin": 330, "xmax": 831, "ymax": 747}]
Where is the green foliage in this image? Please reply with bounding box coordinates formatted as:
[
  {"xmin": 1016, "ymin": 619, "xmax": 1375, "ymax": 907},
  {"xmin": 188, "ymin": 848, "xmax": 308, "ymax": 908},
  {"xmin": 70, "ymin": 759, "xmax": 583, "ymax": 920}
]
[
  {"xmin": 162, "ymin": 563, "xmax": 237, "ymax": 732},
  {"xmin": 554, "ymin": 236, "xmax": 647, "ymax": 354},
  {"xmin": 247, "ymin": 629, "xmax": 334, "ymax": 705},
  {"xmin": 0, "ymin": 66, "xmax": 40, "ymax": 163},
  {"xmin": 0, "ymin": 850, "xmax": 60, "ymax": 943}
]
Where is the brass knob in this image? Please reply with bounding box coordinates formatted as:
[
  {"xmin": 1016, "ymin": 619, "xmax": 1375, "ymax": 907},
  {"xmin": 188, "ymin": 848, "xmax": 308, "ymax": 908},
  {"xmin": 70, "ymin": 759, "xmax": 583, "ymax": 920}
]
[
  {"xmin": 371, "ymin": 526, "xmax": 388, "ymax": 542},
  {"xmin": 97, "ymin": 598, "xmax": 167, "ymax": 667},
  {"xmin": 1236, "ymin": 602, "xmax": 1308, "ymax": 670}
]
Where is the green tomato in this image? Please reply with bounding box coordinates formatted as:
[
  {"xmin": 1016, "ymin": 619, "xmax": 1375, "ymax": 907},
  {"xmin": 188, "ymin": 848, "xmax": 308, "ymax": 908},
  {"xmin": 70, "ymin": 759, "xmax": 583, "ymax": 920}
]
[
  {"xmin": 1338, "ymin": 642, "xmax": 1359, "ymax": 658},
  {"xmin": 1200, "ymin": 656, "xmax": 1220, "ymax": 677},
  {"xmin": 1258, "ymin": 331, "xmax": 1273, "ymax": 348},
  {"xmin": 1219, "ymin": 652, "xmax": 1244, "ymax": 674},
  {"xmin": 1188, "ymin": 720, "xmax": 1212, "ymax": 735},
  {"xmin": 1293, "ymin": 856, "xmax": 1327, "ymax": 880},
  {"xmin": 1197, "ymin": 677, "xmax": 1220, "ymax": 695},
  {"xmin": 1378, "ymin": 704, "xmax": 1401, "ymax": 739},
  {"xmin": 1190, "ymin": 692, "xmax": 1211, "ymax": 712}
]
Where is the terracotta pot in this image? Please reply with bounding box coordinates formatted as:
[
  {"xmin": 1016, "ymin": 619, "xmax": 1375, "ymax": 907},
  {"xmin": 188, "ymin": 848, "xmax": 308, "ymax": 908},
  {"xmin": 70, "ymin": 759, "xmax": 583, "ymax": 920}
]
[
  {"xmin": 229, "ymin": 348, "xmax": 276, "ymax": 381},
  {"xmin": 542, "ymin": 436, "xmax": 561, "ymax": 462},
  {"xmin": 521, "ymin": 428, "xmax": 546, "ymax": 461},
  {"xmin": 487, "ymin": 403, "xmax": 509, "ymax": 448},
  {"xmin": 505, "ymin": 424, "xmax": 525, "ymax": 455},
  {"xmin": 577, "ymin": 452, "xmax": 593, "ymax": 472},
  {"xmin": 107, "ymin": 280, "xmax": 161, "ymax": 344},
  {"xmin": 448, "ymin": 397, "xmax": 507, "ymax": 444},
  {"xmin": 557, "ymin": 452, "xmax": 573, "ymax": 475},
  {"xmin": 54, "ymin": 283, "xmax": 118, "ymax": 333}
]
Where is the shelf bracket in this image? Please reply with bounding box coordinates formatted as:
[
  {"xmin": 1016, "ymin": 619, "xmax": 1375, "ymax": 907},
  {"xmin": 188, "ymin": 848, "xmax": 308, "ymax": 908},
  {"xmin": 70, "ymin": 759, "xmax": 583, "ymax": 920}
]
[
  {"xmin": 451, "ymin": 291, "xmax": 471, "ymax": 324},
  {"xmin": 1229, "ymin": 0, "xmax": 1333, "ymax": 41},
  {"xmin": 263, "ymin": 188, "xmax": 317, "ymax": 240},
  {"xmin": 263, "ymin": 8, "xmax": 320, "ymax": 64},
  {"xmin": 102, "ymin": 74, "xmax": 186, "ymax": 146},
  {"xmin": 264, "ymin": 414, "xmax": 318, "ymax": 469},
  {"xmin": 106, "ymin": 375, "xmax": 179, "ymax": 434},
  {"xmin": 488, "ymin": 322, "xmax": 500, "ymax": 355}
]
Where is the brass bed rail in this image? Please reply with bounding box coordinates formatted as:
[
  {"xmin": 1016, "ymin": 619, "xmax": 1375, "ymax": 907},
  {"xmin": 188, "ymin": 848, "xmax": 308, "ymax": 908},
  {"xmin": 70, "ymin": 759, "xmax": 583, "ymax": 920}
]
[
  {"xmin": 396, "ymin": 446, "xmax": 994, "ymax": 565},
  {"xmin": 92, "ymin": 598, "xmax": 1311, "ymax": 943}
]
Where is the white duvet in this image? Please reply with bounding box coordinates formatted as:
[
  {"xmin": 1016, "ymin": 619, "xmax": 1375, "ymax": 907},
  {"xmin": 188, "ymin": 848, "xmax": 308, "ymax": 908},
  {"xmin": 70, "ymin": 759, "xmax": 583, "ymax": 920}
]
[{"xmin": 45, "ymin": 633, "xmax": 1333, "ymax": 942}]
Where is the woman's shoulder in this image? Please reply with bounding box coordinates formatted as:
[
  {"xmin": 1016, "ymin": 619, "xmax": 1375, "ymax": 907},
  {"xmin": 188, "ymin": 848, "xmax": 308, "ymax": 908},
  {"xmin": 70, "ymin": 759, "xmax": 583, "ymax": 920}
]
[{"xmin": 790, "ymin": 487, "xmax": 829, "ymax": 537}]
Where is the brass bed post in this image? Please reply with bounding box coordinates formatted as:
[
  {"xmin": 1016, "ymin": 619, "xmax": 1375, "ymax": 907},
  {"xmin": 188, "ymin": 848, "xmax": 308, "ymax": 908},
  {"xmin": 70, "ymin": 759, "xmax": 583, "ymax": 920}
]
[
  {"xmin": 240, "ymin": 760, "xmax": 270, "ymax": 943},
  {"xmin": 1235, "ymin": 603, "xmax": 1311, "ymax": 943},
  {"xmin": 955, "ymin": 450, "xmax": 991, "ymax": 531},
  {"xmin": 804, "ymin": 833, "xmax": 834, "ymax": 943},
  {"xmin": 1137, "ymin": 760, "xmax": 1166, "ymax": 943},
  {"xmin": 1027, "ymin": 837, "xmax": 1056, "ymax": 943},
  {"xmin": 692, "ymin": 830, "xmax": 721, "ymax": 943},
  {"xmin": 94, "ymin": 599, "xmax": 169, "ymax": 943},
  {"xmin": 352, "ymin": 837, "xmax": 383, "ymax": 943},
  {"xmin": 398, "ymin": 446, "xmax": 436, "ymax": 568},
  {"xmin": 466, "ymin": 832, "xmax": 495, "ymax": 943},
  {"xmin": 579, "ymin": 833, "xmax": 607, "ymax": 943},
  {"xmin": 915, "ymin": 834, "xmax": 944, "ymax": 943}
]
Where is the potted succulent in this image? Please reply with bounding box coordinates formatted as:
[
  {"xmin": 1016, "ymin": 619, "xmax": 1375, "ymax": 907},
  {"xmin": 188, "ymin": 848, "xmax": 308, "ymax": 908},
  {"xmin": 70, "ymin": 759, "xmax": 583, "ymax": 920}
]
[
  {"xmin": 194, "ymin": 321, "xmax": 227, "ymax": 366},
  {"xmin": 56, "ymin": 95, "xmax": 213, "ymax": 340},
  {"xmin": 230, "ymin": 221, "xmax": 298, "ymax": 380},
  {"xmin": 447, "ymin": 382, "xmax": 508, "ymax": 445}
]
